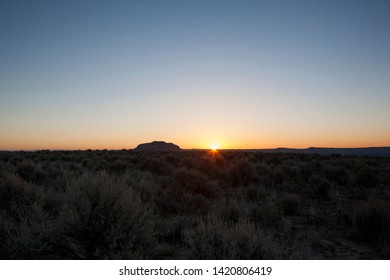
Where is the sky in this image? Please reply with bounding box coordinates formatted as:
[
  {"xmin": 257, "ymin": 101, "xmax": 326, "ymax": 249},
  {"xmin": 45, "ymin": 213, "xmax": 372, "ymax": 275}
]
[{"xmin": 1, "ymin": 0, "xmax": 389, "ymax": 150}]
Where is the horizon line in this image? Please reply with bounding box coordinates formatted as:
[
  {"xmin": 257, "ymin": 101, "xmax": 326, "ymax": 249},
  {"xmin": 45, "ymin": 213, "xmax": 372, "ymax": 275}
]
[{"xmin": 2, "ymin": 146, "xmax": 390, "ymax": 152}]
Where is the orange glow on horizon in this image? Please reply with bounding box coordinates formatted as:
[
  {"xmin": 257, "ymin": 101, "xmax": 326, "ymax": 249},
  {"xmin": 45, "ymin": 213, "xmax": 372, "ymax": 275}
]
[{"xmin": 1, "ymin": 133, "xmax": 390, "ymax": 151}]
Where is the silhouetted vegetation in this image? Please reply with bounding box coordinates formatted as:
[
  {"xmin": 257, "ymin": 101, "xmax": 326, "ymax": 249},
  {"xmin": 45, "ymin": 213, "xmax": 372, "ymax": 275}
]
[{"xmin": 0, "ymin": 150, "xmax": 389, "ymax": 259}]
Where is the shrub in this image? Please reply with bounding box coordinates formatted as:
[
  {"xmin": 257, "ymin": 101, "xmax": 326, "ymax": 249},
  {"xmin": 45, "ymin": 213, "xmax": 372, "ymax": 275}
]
[
  {"xmin": 147, "ymin": 158, "xmax": 172, "ymax": 176},
  {"xmin": 174, "ymin": 168, "xmax": 211, "ymax": 196},
  {"xmin": 0, "ymin": 173, "xmax": 52, "ymax": 259},
  {"xmin": 126, "ymin": 171, "xmax": 161, "ymax": 203},
  {"xmin": 352, "ymin": 166, "xmax": 379, "ymax": 188},
  {"xmin": 353, "ymin": 200, "xmax": 390, "ymax": 257},
  {"xmin": 180, "ymin": 193, "xmax": 208, "ymax": 215},
  {"xmin": 228, "ymin": 159, "xmax": 257, "ymax": 187},
  {"xmin": 0, "ymin": 161, "xmax": 15, "ymax": 175},
  {"xmin": 281, "ymin": 193, "xmax": 303, "ymax": 216},
  {"xmin": 155, "ymin": 189, "xmax": 180, "ymax": 216},
  {"xmin": 245, "ymin": 184, "xmax": 268, "ymax": 202},
  {"xmin": 184, "ymin": 216, "xmax": 282, "ymax": 259},
  {"xmin": 156, "ymin": 216, "xmax": 195, "ymax": 247},
  {"xmin": 323, "ymin": 165, "xmax": 349, "ymax": 186},
  {"xmin": 108, "ymin": 159, "xmax": 128, "ymax": 174},
  {"xmin": 309, "ymin": 175, "xmax": 332, "ymax": 200},
  {"xmin": 56, "ymin": 172, "xmax": 155, "ymax": 259},
  {"xmin": 212, "ymin": 199, "xmax": 249, "ymax": 224},
  {"xmin": 270, "ymin": 167, "xmax": 284, "ymax": 185},
  {"xmin": 0, "ymin": 213, "xmax": 10, "ymax": 258},
  {"xmin": 16, "ymin": 160, "xmax": 47, "ymax": 184},
  {"xmin": 0, "ymin": 204, "xmax": 55, "ymax": 259},
  {"xmin": 164, "ymin": 154, "xmax": 182, "ymax": 167},
  {"xmin": 0, "ymin": 172, "xmax": 42, "ymax": 218},
  {"xmin": 251, "ymin": 200, "xmax": 280, "ymax": 224}
]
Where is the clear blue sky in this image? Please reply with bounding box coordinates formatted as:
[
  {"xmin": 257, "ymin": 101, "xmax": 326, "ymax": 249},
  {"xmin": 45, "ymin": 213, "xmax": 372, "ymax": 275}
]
[{"xmin": 1, "ymin": 0, "xmax": 389, "ymax": 149}]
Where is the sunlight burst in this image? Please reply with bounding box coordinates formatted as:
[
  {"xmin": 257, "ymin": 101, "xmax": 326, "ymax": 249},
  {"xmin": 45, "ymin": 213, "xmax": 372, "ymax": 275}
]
[{"xmin": 210, "ymin": 144, "xmax": 219, "ymax": 151}]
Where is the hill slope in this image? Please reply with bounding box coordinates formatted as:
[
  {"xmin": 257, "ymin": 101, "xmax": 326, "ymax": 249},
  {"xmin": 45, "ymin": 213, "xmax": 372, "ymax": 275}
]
[{"xmin": 134, "ymin": 141, "xmax": 181, "ymax": 151}]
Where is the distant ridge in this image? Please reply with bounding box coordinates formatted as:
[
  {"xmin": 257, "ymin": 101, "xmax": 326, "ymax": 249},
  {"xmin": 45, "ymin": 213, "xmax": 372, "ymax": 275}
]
[
  {"xmin": 134, "ymin": 141, "xmax": 181, "ymax": 151},
  {"xmin": 249, "ymin": 147, "xmax": 390, "ymax": 157}
]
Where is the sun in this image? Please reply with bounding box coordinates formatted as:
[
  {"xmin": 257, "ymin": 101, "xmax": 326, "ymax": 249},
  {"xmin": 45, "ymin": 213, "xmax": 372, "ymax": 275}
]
[{"xmin": 210, "ymin": 144, "xmax": 219, "ymax": 152}]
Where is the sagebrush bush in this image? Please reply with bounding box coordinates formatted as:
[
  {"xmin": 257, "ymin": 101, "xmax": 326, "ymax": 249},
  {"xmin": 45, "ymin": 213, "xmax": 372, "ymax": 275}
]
[
  {"xmin": 164, "ymin": 154, "xmax": 182, "ymax": 167},
  {"xmin": 353, "ymin": 200, "xmax": 390, "ymax": 257},
  {"xmin": 0, "ymin": 172, "xmax": 42, "ymax": 218},
  {"xmin": 281, "ymin": 193, "xmax": 303, "ymax": 216},
  {"xmin": 108, "ymin": 159, "xmax": 128, "ymax": 174},
  {"xmin": 16, "ymin": 160, "xmax": 47, "ymax": 184},
  {"xmin": 147, "ymin": 158, "xmax": 172, "ymax": 176},
  {"xmin": 212, "ymin": 199, "xmax": 249, "ymax": 224},
  {"xmin": 123, "ymin": 170, "xmax": 161, "ymax": 202},
  {"xmin": 0, "ymin": 161, "xmax": 15, "ymax": 175},
  {"xmin": 323, "ymin": 165, "xmax": 349, "ymax": 186},
  {"xmin": 251, "ymin": 200, "xmax": 280, "ymax": 224},
  {"xmin": 245, "ymin": 184, "xmax": 268, "ymax": 202},
  {"xmin": 174, "ymin": 167, "xmax": 212, "ymax": 196},
  {"xmin": 57, "ymin": 172, "xmax": 155, "ymax": 259},
  {"xmin": 180, "ymin": 192, "xmax": 208, "ymax": 215},
  {"xmin": 228, "ymin": 159, "xmax": 257, "ymax": 187},
  {"xmin": 352, "ymin": 166, "xmax": 379, "ymax": 188},
  {"xmin": 0, "ymin": 204, "xmax": 55, "ymax": 259},
  {"xmin": 309, "ymin": 175, "xmax": 332, "ymax": 200},
  {"xmin": 184, "ymin": 216, "xmax": 282, "ymax": 259},
  {"xmin": 0, "ymin": 173, "xmax": 53, "ymax": 259}
]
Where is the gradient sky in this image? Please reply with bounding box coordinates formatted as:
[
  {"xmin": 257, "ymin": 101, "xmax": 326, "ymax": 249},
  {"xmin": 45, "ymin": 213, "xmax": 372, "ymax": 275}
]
[{"xmin": 1, "ymin": 0, "xmax": 389, "ymax": 150}]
